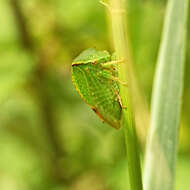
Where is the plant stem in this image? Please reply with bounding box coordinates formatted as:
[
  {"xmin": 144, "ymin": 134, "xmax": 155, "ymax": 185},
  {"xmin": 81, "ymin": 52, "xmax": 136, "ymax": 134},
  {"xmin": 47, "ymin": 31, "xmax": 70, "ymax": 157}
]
[{"xmin": 109, "ymin": 0, "xmax": 143, "ymax": 190}]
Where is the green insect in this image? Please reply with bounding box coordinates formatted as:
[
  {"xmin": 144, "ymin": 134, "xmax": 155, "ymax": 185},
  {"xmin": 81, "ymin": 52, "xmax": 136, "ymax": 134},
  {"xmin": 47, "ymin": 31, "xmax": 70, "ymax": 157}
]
[{"xmin": 72, "ymin": 48, "xmax": 124, "ymax": 129}]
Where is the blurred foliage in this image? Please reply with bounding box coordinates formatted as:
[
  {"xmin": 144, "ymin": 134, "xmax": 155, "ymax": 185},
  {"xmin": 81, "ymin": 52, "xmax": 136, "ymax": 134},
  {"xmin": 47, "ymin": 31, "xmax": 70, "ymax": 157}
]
[{"xmin": 0, "ymin": 0, "xmax": 189, "ymax": 189}]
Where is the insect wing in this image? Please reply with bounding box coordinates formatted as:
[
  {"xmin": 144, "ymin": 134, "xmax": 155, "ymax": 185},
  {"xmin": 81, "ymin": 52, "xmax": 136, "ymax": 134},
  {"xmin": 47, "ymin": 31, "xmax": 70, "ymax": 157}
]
[{"xmin": 72, "ymin": 63, "xmax": 121, "ymax": 129}]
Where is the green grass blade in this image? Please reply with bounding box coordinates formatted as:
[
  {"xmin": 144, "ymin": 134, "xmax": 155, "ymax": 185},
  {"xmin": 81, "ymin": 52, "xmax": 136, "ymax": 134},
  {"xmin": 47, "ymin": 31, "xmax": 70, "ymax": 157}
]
[{"xmin": 143, "ymin": 0, "xmax": 189, "ymax": 190}]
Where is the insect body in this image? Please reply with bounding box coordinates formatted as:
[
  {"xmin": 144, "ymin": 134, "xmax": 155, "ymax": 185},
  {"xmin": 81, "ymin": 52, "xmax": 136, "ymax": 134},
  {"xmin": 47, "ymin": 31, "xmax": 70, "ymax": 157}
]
[{"xmin": 72, "ymin": 48, "xmax": 122, "ymax": 129}]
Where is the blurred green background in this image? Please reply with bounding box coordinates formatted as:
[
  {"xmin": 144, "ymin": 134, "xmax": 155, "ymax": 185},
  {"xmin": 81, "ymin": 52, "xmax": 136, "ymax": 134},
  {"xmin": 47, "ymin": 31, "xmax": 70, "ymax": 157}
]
[{"xmin": 0, "ymin": 0, "xmax": 189, "ymax": 189}]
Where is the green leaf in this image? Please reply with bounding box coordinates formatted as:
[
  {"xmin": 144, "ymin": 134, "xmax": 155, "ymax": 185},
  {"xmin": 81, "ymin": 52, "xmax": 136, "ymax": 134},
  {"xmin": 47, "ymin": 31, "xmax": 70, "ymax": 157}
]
[{"xmin": 143, "ymin": 0, "xmax": 189, "ymax": 190}]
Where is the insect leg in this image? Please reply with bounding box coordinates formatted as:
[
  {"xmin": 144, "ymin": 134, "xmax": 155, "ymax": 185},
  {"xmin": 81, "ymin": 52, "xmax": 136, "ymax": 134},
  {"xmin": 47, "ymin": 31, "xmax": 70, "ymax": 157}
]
[
  {"xmin": 97, "ymin": 69, "xmax": 127, "ymax": 86},
  {"xmin": 100, "ymin": 59, "xmax": 124, "ymax": 67},
  {"xmin": 111, "ymin": 77, "xmax": 128, "ymax": 86},
  {"xmin": 118, "ymin": 94, "xmax": 127, "ymax": 109},
  {"xmin": 114, "ymin": 90, "xmax": 127, "ymax": 109}
]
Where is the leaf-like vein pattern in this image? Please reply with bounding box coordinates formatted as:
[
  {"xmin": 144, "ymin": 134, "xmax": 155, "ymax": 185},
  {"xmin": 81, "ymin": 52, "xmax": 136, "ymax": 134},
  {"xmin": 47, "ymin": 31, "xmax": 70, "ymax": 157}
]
[{"xmin": 72, "ymin": 62, "xmax": 121, "ymax": 128}]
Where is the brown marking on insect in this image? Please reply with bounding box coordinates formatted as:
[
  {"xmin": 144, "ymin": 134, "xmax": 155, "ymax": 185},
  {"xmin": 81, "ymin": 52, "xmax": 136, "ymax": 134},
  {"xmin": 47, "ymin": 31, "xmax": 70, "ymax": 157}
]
[
  {"xmin": 91, "ymin": 107, "xmax": 105, "ymax": 123},
  {"xmin": 72, "ymin": 63, "xmax": 81, "ymax": 66},
  {"xmin": 92, "ymin": 60, "xmax": 98, "ymax": 65},
  {"xmin": 110, "ymin": 65, "xmax": 116, "ymax": 70}
]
